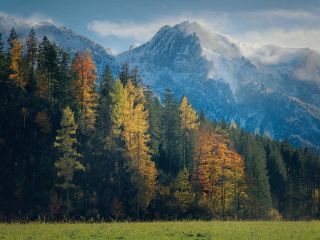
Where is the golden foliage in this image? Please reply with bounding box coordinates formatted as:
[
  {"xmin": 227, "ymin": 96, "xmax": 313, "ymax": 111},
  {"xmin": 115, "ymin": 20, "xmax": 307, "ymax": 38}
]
[
  {"xmin": 180, "ymin": 96, "xmax": 199, "ymax": 131},
  {"xmin": 123, "ymin": 81, "xmax": 157, "ymax": 210},
  {"xmin": 73, "ymin": 51, "xmax": 97, "ymax": 132},
  {"xmin": 111, "ymin": 80, "xmax": 157, "ymax": 210},
  {"xmin": 8, "ymin": 39, "xmax": 26, "ymax": 88},
  {"xmin": 193, "ymin": 125, "xmax": 246, "ymax": 216}
]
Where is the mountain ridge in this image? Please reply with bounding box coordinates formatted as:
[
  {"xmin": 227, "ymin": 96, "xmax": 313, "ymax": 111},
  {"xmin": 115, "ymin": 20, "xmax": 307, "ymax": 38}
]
[
  {"xmin": 118, "ymin": 21, "xmax": 320, "ymax": 150},
  {"xmin": 0, "ymin": 14, "xmax": 319, "ymax": 149},
  {"xmin": 0, "ymin": 12, "xmax": 115, "ymax": 76}
]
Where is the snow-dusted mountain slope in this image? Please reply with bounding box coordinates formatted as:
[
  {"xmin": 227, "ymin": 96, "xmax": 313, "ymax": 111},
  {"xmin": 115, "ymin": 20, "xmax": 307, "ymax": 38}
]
[
  {"xmin": 0, "ymin": 13, "xmax": 115, "ymax": 76},
  {"xmin": 118, "ymin": 21, "xmax": 320, "ymax": 149},
  {"xmin": 1, "ymin": 13, "xmax": 319, "ymax": 149}
]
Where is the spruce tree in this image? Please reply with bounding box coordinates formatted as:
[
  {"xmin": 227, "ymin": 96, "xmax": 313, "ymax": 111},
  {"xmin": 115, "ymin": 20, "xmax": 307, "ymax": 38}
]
[
  {"xmin": 0, "ymin": 33, "xmax": 5, "ymax": 81},
  {"xmin": 242, "ymin": 136, "xmax": 272, "ymax": 218},
  {"xmin": 144, "ymin": 88, "xmax": 162, "ymax": 164},
  {"xmin": 37, "ymin": 36, "xmax": 60, "ymax": 102},
  {"xmin": 174, "ymin": 168, "xmax": 195, "ymax": 213},
  {"xmin": 119, "ymin": 62, "xmax": 130, "ymax": 85},
  {"xmin": 96, "ymin": 64, "xmax": 113, "ymax": 136},
  {"xmin": 26, "ymin": 29, "xmax": 37, "ymax": 93},
  {"xmin": 54, "ymin": 106, "xmax": 84, "ymax": 215},
  {"xmin": 7, "ymin": 28, "xmax": 17, "ymax": 54},
  {"xmin": 160, "ymin": 89, "xmax": 182, "ymax": 175}
]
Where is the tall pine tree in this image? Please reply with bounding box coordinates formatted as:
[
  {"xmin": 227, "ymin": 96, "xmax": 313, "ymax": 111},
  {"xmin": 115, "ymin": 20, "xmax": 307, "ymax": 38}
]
[{"xmin": 54, "ymin": 106, "xmax": 84, "ymax": 215}]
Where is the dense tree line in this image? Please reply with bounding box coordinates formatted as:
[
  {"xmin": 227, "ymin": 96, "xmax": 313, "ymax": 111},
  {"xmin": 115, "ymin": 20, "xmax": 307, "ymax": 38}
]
[{"xmin": 0, "ymin": 28, "xmax": 319, "ymax": 221}]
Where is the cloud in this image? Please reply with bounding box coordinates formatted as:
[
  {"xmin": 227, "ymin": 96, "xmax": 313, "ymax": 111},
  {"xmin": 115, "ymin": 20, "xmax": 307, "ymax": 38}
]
[
  {"xmin": 87, "ymin": 9, "xmax": 320, "ymax": 52},
  {"xmin": 87, "ymin": 14, "xmax": 229, "ymax": 43},
  {"xmin": 294, "ymin": 51, "xmax": 320, "ymax": 83},
  {"xmin": 88, "ymin": 20, "xmax": 162, "ymax": 42},
  {"xmin": 237, "ymin": 28, "xmax": 320, "ymax": 52},
  {"xmin": 244, "ymin": 9, "xmax": 320, "ymax": 22},
  {"xmin": 0, "ymin": 11, "xmax": 55, "ymax": 29}
]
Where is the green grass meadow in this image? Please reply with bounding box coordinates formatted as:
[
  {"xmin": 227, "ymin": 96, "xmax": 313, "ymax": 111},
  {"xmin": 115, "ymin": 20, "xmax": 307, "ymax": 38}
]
[{"xmin": 0, "ymin": 221, "xmax": 319, "ymax": 240}]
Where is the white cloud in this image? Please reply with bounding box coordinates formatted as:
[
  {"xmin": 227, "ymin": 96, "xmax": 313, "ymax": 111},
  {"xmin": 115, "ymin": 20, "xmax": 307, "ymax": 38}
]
[
  {"xmin": 243, "ymin": 9, "xmax": 320, "ymax": 21},
  {"xmin": 87, "ymin": 14, "xmax": 229, "ymax": 43},
  {"xmin": 0, "ymin": 11, "xmax": 55, "ymax": 30},
  {"xmin": 87, "ymin": 9, "xmax": 320, "ymax": 52},
  {"xmin": 88, "ymin": 20, "xmax": 162, "ymax": 42},
  {"xmin": 237, "ymin": 28, "xmax": 320, "ymax": 52}
]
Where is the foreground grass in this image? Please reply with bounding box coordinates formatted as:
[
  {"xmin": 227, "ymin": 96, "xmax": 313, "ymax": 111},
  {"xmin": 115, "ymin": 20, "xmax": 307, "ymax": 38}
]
[{"xmin": 0, "ymin": 221, "xmax": 319, "ymax": 240}]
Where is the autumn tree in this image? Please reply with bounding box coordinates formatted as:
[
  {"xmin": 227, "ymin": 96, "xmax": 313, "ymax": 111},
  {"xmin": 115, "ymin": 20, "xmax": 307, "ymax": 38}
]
[
  {"xmin": 193, "ymin": 124, "xmax": 246, "ymax": 218},
  {"xmin": 215, "ymin": 143, "xmax": 246, "ymax": 218},
  {"xmin": 8, "ymin": 38, "xmax": 25, "ymax": 88},
  {"xmin": 54, "ymin": 106, "xmax": 84, "ymax": 215},
  {"xmin": 108, "ymin": 79, "xmax": 128, "ymax": 204},
  {"xmin": 110, "ymin": 80, "xmax": 157, "ymax": 216},
  {"xmin": 110, "ymin": 80, "xmax": 127, "ymax": 138},
  {"xmin": 73, "ymin": 51, "xmax": 98, "ymax": 133},
  {"xmin": 180, "ymin": 96, "xmax": 199, "ymax": 168},
  {"xmin": 123, "ymin": 81, "xmax": 157, "ymax": 215}
]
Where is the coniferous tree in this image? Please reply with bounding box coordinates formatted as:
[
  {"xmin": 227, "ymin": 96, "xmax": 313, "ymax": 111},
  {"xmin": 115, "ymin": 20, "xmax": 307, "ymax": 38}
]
[
  {"xmin": 7, "ymin": 28, "xmax": 17, "ymax": 64},
  {"xmin": 96, "ymin": 64, "xmax": 113, "ymax": 136},
  {"xmin": 0, "ymin": 33, "xmax": 5, "ymax": 82},
  {"xmin": 239, "ymin": 134, "xmax": 272, "ymax": 218},
  {"xmin": 119, "ymin": 62, "xmax": 130, "ymax": 86},
  {"xmin": 37, "ymin": 37, "xmax": 59, "ymax": 102},
  {"xmin": 264, "ymin": 140, "xmax": 287, "ymax": 213},
  {"xmin": 160, "ymin": 89, "xmax": 182, "ymax": 175},
  {"xmin": 144, "ymin": 88, "xmax": 162, "ymax": 164},
  {"xmin": 174, "ymin": 168, "xmax": 195, "ymax": 214},
  {"xmin": 54, "ymin": 106, "xmax": 84, "ymax": 215},
  {"xmin": 57, "ymin": 51, "xmax": 75, "ymax": 109},
  {"xmin": 26, "ymin": 29, "xmax": 37, "ymax": 93}
]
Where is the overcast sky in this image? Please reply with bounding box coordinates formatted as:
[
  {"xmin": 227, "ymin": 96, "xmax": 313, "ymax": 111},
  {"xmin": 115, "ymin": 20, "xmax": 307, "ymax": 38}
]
[{"xmin": 0, "ymin": 0, "xmax": 320, "ymax": 53}]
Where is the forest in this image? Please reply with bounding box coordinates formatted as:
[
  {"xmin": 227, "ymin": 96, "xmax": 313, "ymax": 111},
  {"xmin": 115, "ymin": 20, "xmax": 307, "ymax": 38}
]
[{"xmin": 0, "ymin": 28, "xmax": 320, "ymax": 221}]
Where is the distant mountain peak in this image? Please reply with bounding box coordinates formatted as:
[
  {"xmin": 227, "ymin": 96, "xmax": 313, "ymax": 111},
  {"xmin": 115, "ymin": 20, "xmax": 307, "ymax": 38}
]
[{"xmin": 0, "ymin": 12, "xmax": 114, "ymax": 78}]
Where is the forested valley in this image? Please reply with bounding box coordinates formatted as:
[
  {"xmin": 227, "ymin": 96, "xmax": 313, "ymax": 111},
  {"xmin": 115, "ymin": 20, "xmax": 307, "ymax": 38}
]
[{"xmin": 0, "ymin": 28, "xmax": 320, "ymax": 221}]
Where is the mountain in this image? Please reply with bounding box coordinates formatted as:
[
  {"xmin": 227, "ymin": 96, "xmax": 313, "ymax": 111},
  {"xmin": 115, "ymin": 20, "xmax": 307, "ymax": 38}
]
[
  {"xmin": 1, "ymin": 13, "xmax": 319, "ymax": 149},
  {"xmin": 117, "ymin": 21, "xmax": 320, "ymax": 149},
  {"xmin": 0, "ymin": 12, "xmax": 115, "ymax": 76}
]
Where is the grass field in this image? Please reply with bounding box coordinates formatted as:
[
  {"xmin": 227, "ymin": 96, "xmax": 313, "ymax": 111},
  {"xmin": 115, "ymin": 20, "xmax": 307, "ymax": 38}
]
[{"xmin": 0, "ymin": 221, "xmax": 319, "ymax": 240}]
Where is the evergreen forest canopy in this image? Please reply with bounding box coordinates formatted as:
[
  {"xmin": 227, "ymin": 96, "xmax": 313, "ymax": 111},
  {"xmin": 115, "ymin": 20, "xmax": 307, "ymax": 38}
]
[{"xmin": 0, "ymin": 28, "xmax": 320, "ymax": 221}]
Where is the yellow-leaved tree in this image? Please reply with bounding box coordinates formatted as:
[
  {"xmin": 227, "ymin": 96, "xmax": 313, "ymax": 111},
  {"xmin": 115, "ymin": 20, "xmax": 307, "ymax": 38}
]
[
  {"xmin": 193, "ymin": 124, "xmax": 246, "ymax": 218},
  {"xmin": 180, "ymin": 96, "xmax": 199, "ymax": 168},
  {"xmin": 123, "ymin": 81, "xmax": 157, "ymax": 215},
  {"xmin": 8, "ymin": 39, "xmax": 26, "ymax": 88},
  {"xmin": 110, "ymin": 80, "xmax": 157, "ymax": 217}
]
